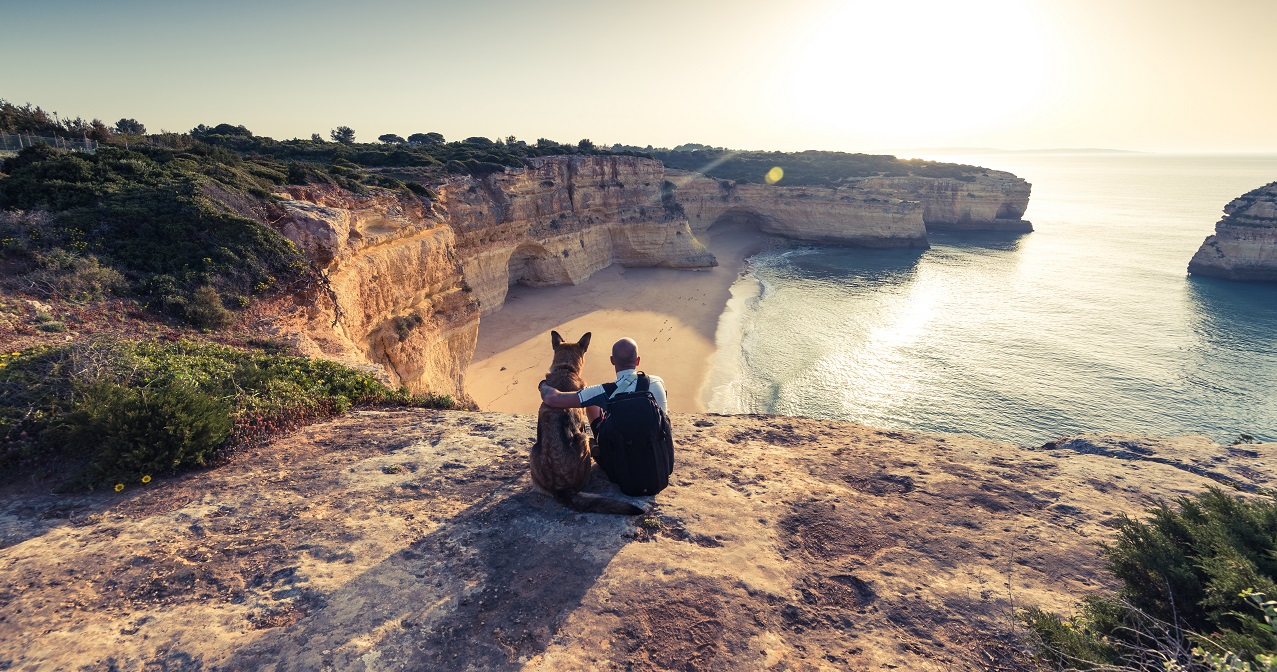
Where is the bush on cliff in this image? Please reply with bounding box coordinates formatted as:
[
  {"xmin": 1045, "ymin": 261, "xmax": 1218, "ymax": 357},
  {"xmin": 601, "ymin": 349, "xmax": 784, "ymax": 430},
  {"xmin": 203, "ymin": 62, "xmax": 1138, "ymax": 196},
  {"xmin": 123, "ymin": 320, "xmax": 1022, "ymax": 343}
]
[
  {"xmin": 0, "ymin": 338, "xmax": 456, "ymax": 489},
  {"xmin": 645, "ymin": 147, "xmax": 988, "ymax": 186},
  {"xmin": 0, "ymin": 143, "xmax": 312, "ymax": 324},
  {"xmin": 1024, "ymin": 488, "xmax": 1277, "ymax": 670}
]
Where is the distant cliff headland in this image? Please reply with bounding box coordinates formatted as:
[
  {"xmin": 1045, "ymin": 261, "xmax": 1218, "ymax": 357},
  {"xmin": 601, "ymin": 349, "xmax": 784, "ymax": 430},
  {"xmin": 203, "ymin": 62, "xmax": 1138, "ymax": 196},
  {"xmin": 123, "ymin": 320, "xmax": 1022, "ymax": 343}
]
[{"xmin": 1189, "ymin": 180, "xmax": 1277, "ymax": 281}]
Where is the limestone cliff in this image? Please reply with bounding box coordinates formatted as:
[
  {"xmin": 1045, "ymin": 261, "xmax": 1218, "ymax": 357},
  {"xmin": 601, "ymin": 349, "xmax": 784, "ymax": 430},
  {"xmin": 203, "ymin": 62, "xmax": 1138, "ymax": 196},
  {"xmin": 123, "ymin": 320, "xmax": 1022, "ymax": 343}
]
[
  {"xmin": 441, "ymin": 155, "xmax": 715, "ymax": 314},
  {"xmin": 668, "ymin": 169, "xmax": 1032, "ymax": 245},
  {"xmin": 272, "ymin": 186, "xmax": 480, "ymax": 401},
  {"xmin": 1189, "ymin": 181, "xmax": 1277, "ymax": 282}
]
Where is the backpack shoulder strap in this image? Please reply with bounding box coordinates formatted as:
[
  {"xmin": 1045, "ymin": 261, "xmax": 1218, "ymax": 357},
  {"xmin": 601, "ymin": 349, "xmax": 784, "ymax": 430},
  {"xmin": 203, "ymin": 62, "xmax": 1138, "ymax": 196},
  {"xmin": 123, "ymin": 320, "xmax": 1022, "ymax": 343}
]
[
  {"xmin": 602, "ymin": 382, "xmax": 618, "ymax": 398},
  {"xmin": 635, "ymin": 372, "xmax": 649, "ymax": 393}
]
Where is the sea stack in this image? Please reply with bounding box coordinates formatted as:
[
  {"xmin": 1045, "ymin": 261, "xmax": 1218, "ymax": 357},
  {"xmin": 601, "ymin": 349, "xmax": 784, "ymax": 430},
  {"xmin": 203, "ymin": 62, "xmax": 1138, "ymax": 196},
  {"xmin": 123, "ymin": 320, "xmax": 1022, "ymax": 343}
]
[{"xmin": 1189, "ymin": 181, "xmax": 1277, "ymax": 282}]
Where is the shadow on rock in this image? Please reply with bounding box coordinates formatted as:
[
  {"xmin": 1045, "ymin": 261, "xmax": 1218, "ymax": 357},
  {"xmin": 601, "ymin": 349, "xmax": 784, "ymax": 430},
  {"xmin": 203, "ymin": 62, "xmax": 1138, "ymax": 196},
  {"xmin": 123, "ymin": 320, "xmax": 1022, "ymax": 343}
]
[{"xmin": 222, "ymin": 486, "xmax": 634, "ymax": 671}]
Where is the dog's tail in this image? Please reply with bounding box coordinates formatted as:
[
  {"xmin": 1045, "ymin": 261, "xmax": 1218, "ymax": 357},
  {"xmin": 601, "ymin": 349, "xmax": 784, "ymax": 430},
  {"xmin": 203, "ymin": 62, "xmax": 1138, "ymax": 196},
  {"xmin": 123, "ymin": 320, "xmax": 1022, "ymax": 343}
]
[{"xmin": 555, "ymin": 491, "xmax": 645, "ymax": 516}]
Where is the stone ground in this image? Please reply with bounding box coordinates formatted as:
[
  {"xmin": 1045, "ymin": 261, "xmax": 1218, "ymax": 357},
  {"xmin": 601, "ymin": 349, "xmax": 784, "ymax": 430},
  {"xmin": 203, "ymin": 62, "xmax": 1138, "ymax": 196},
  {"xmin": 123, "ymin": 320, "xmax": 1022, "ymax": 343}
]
[{"xmin": 2, "ymin": 409, "xmax": 1275, "ymax": 671}]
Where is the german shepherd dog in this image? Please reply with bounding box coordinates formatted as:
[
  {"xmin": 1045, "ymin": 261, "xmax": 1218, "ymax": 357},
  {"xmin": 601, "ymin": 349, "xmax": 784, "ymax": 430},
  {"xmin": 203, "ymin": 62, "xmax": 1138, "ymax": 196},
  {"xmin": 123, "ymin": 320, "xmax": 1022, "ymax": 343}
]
[{"xmin": 532, "ymin": 331, "xmax": 643, "ymax": 516}]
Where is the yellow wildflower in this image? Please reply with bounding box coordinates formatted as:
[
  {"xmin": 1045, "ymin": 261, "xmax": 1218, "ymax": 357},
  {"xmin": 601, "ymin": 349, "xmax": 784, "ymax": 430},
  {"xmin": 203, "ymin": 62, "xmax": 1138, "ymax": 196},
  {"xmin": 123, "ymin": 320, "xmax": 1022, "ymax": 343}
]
[
  {"xmin": 141, "ymin": 475, "xmax": 152, "ymax": 484},
  {"xmin": 114, "ymin": 483, "xmax": 124, "ymax": 492},
  {"xmin": 0, "ymin": 363, "xmax": 6, "ymax": 368},
  {"xmin": 10, "ymin": 352, "xmax": 18, "ymax": 356}
]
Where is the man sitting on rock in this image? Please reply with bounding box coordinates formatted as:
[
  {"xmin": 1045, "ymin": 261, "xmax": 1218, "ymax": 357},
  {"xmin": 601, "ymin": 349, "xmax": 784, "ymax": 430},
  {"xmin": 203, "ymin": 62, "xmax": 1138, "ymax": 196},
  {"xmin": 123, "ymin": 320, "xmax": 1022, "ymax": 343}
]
[{"xmin": 538, "ymin": 337, "xmax": 675, "ymax": 496}]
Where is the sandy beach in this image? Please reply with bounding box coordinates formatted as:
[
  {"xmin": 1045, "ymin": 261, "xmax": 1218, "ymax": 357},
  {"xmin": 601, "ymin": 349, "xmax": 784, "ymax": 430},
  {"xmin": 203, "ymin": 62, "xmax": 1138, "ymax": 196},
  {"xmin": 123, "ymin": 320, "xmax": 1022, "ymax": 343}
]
[{"xmin": 464, "ymin": 227, "xmax": 776, "ymax": 413}]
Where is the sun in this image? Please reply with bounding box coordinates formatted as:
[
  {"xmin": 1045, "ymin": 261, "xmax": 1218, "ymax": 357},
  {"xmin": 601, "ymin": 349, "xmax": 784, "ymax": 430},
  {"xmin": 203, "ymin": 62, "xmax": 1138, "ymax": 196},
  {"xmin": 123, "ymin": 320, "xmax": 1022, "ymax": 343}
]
[{"xmin": 787, "ymin": 0, "xmax": 1047, "ymax": 142}]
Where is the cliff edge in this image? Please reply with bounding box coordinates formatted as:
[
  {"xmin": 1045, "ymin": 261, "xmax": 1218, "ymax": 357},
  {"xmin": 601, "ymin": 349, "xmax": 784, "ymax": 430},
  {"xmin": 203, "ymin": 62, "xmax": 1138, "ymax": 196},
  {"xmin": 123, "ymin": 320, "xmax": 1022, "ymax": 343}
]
[
  {"xmin": 1189, "ymin": 181, "xmax": 1277, "ymax": 281},
  {"xmin": 3, "ymin": 410, "xmax": 1273, "ymax": 671}
]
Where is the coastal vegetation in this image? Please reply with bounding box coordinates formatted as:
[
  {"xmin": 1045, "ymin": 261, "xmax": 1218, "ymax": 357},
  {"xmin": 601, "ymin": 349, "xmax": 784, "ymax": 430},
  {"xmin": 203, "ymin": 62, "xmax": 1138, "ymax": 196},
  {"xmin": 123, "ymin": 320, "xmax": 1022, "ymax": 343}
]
[
  {"xmin": 1025, "ymin": 488, "xmax": 1277, "ymax": 670},
  {"xmin": 0, "ymin": 338, "xmax": 454, "ymax": 490},
  {"xmin": 628, "ymin": 145, "xmax": 990, "ymax": 186}
]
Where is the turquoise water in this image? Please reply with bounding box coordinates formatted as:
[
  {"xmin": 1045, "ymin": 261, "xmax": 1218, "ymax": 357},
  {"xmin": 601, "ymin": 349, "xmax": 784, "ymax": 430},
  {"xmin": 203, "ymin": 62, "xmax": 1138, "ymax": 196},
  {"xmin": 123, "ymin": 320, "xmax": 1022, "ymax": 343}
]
[{"xmin": 705, "ymin": 154, "xmax": 1277, "ymax": 445}]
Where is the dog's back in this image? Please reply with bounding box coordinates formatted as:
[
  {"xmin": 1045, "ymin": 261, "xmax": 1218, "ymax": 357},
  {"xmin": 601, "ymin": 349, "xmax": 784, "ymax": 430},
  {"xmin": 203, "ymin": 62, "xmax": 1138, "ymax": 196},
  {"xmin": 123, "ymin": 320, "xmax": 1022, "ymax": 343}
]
[{"xmin": 531, "ymin": 331, "xmax": 642, "ymax": 516}]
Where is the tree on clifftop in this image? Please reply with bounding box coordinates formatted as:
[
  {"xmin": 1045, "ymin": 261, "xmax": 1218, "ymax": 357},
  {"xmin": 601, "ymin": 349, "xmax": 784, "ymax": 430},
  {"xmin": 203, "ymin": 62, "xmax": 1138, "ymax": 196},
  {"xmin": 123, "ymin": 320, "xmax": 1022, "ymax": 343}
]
[
  {"xmin": 378, "ymin": 133, "xmax": 406, "ymax": 144},
  {"xmin": 330, "ymin": 126, "xmax": 356, "ymax": 144},
  {"xmin": 114, "ymin": 118, "xmax": 146, "ymax": 135},
  {"xmin": 407, "ymin": 132, "xmax": 444, "ymax": 145}
]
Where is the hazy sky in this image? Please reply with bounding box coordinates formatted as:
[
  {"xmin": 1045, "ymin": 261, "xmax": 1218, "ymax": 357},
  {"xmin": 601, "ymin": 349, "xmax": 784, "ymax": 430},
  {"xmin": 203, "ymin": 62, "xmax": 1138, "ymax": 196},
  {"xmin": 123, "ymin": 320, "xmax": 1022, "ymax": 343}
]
[{"xmin": 4, "ymin": 0, "xmax": 1275, "ymax": 153}]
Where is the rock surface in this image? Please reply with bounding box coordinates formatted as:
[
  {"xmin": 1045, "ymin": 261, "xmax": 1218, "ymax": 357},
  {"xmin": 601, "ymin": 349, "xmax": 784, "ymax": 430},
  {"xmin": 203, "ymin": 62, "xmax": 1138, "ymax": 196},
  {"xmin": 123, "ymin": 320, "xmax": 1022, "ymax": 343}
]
[
  {"xmin": 3, "ymin": 410, "xmax": 1273, "ymax": 671},
  {"xmin": 1189, "ymin": 181, "xmax": 1277, "ymax": 281},
  {"xmin": 669, "ymin": 169, "xmax": 1032, "ymax": 245},
  {"xmin": 442, "ymin": 156, "xmax": 716, "ymax": 314}
]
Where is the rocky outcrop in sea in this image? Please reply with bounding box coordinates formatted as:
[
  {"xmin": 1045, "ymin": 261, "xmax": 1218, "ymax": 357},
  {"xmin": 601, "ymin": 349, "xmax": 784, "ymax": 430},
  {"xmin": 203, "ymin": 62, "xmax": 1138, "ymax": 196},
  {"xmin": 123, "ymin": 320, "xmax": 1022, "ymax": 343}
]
[{"xmin": 1189, "ymin": 181, "xmax": 1277, "ymax": 282}]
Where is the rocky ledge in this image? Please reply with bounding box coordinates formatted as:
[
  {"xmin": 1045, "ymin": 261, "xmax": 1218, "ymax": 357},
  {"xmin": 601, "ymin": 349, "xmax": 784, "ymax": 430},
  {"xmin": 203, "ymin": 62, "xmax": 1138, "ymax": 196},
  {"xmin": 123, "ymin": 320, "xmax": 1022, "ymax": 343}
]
[
  {"xmin": 1189, "ymin": 181, "xmax": 1277, "ymax": 281},
  {"xmin": 3, "ymin": 410, "xmax": 1272, "ymax": 671}
]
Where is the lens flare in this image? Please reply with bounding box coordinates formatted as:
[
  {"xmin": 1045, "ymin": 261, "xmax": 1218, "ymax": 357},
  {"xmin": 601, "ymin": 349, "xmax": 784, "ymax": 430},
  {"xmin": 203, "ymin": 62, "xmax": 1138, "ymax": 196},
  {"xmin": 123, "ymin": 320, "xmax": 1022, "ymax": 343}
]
[{"xmin": 765, "ymin": 167, "xmax": 784, "ymax": 185}]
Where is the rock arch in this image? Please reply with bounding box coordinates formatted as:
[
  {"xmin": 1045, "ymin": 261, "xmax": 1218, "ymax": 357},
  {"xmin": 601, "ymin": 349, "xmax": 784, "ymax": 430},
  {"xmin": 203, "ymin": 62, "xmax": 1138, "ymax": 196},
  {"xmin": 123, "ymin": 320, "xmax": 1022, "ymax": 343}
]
[
  {"xmin": 507, "ymin": 242, "xmax": 571, "ymax": 288},
  {"xmin": 707, "ymin": 206, "xmax": 771, "ymax": 234}
]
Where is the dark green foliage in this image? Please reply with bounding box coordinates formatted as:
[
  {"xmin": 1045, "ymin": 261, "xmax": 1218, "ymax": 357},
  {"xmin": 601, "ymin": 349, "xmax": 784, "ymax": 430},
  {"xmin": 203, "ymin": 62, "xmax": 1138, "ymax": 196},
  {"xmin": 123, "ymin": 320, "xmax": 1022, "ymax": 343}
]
[
  {"xmin": 190, "ymin": 123, "xmax": 253, "ymax": 139},
  {"xmin": 54, "ymin": 381, "xmax": 232, "ymax": 486},
  {"xmin": 0, "ymin": 144, "xmax": 310, "ymax": 323},
  {"xmin": 578, "ymin": 139, "xmax": 596, "ymax": 152},
  {"xmin": 185, "ymin": 285, "xmax": 234, "ymax": 329},
  {"xmin": 644, "ymin": 147, "xmax": 987, "ymax": 186},
  {"xmin": 0, "ymin": 339, "xmax": 457, "ymax": 488},
  {"xmin": 114, "ymin": 118, "xmax": 146, "ymax": 135},
  {"xmin": 0, "ymin": 100, "xmax": 112, "ymax": 141},
  {"xmin": 1024, "ymin": 488, "xmax": 1277, "ymax": 668},
  {"xmin": 392, "ymin": 312, "xmax": 424, "ymax": 340},
  {"xmin": 6, "ymin": 249, "xmax": 126, "ymax": 302},
  {"xmin": 378, "ymin": 134, "xmax": 406, "ymax": 144},
  {"xmin": 660, "ymin": 180, "xmax": 685, "ymax": 219},
  {"xmin": 407, "ymin": 132, "xmax": 444, "ymax": 145},
  {"xmin": 462, "ymin": 136, "xmax": 494, "ymax": 146},
  {"xmin": 330, "ymin": 126, "xmax": 356, "ymax": 144}
]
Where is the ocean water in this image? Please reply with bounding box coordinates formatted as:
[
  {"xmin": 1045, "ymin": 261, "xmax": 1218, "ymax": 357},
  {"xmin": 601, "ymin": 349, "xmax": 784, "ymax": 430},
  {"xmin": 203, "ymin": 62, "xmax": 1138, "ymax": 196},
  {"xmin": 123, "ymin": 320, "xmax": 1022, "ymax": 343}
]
[{"xmin": 705, "ymin": 153, "xmax": 1277, "ymax": 445}]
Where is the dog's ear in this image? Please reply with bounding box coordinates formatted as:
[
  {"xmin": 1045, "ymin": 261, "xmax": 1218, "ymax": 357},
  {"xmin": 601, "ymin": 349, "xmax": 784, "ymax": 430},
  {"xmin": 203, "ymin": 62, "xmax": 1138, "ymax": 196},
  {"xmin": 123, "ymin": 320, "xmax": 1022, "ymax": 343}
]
[
  {"xmin": 551, "ymin": 330, "xmax": 563, "ymax": 347},
  {"xmin": 579, "ymin": 332, "xmax": 591, "ymax": 352}
]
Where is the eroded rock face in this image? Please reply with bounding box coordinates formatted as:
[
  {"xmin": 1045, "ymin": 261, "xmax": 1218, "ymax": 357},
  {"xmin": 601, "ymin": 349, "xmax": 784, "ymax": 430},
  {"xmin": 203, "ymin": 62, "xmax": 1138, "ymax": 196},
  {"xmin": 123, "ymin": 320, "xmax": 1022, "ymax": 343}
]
[
  {"xmin": 1189, "ymin": 182, "xmax": 1277, "ymax": 282},
  {"xmin": 442, "ymin": 155, "xmax": 715, "ymax": 314},
  {"xmin": 273, "ymin": 186, "xmax": 480, "ymax": 402},
  {"xmin": 668, "ymin": 169, "xmax": 1033, "ymax": 244}
]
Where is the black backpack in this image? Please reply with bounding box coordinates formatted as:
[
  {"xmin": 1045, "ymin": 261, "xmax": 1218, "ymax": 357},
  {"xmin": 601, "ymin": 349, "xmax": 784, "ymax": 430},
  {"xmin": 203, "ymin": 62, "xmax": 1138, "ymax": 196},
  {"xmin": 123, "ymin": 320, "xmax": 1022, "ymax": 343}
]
[{"xmin": 595, "ymin": 373, "xmax": 675, "ymax": 496}]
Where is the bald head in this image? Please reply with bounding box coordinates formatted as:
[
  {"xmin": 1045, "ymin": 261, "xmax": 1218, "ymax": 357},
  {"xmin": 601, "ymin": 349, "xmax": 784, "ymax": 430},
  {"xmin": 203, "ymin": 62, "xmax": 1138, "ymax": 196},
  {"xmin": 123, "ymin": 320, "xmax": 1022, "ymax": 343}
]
[{"xmin": 611, "ymin": 338, "xmax": 639, "ymax": 370}]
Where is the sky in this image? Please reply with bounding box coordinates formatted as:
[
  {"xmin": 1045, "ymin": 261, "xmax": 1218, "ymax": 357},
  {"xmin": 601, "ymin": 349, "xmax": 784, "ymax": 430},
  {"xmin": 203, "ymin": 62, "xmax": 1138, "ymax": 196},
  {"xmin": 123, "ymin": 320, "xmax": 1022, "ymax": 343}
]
[{"xmin": 3, "ymin": 0, "xmax": 1276, "ymax": 153}]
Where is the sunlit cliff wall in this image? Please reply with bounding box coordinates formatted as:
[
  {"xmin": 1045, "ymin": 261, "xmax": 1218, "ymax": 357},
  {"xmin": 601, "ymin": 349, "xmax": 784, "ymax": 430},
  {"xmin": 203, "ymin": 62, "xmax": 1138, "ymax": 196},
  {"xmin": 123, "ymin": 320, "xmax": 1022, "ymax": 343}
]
[
  {"xmin": 1189, "ymin": 181, "xmax": 1277, "ymax": 282},
  {"xmin": 668, "ymin": 169, "xmax": 1032, "ymax": 244}
]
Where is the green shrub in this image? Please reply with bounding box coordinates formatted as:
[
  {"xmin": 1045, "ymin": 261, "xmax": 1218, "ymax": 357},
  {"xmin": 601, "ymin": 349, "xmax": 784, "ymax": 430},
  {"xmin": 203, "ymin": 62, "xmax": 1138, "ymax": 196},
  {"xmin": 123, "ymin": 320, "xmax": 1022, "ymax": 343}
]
[
  {"xmin": 15, "ymin": 249, "xmax": 125, "ymax": 302},
  {"xmin": 53, "ymin": 382, "xmax": 232, "ymax": 486},
  {"xmin": 37, "ymin": 321, "xmax": 65, "ymax": 332},
  {"xmin": 1025, "ymin": 488, "xmax": 1277, "ymax": 669},
  {"xmin": 0, "ymin": 338, "xmax": 457, "ymax": 488},
  {"xmin": 185, "ymin": 285, "xmax": 233, "ymax": 329},
  {"xmin": 0, "ymin": 144, "xmax": 310, "ymax": 324},
  {"xmin": 392, "ymin": 312, "xmax": 424, "ymax": 340}
]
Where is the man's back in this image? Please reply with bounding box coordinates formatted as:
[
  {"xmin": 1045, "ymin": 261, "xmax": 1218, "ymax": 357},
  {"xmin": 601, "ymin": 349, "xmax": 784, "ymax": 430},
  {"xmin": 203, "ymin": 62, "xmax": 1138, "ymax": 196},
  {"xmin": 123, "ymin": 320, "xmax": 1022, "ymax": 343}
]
[{"xmin": 579, "ymin": 369, "xmax": 668, "ymax": 414}]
